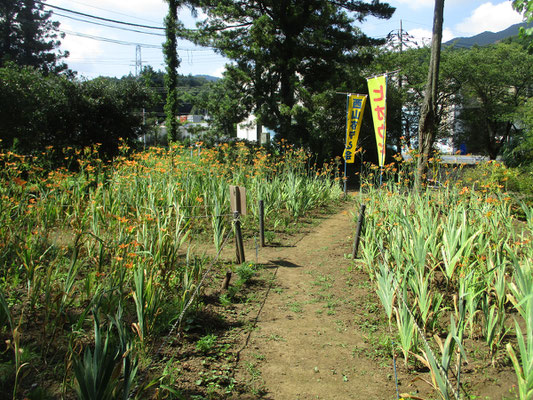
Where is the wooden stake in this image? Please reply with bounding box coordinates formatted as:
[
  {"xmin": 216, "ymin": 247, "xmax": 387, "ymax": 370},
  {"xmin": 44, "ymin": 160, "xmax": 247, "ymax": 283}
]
[
  {"xmin": 222, "ymin": 270, "xmax": 232, "ymax": 290},
  {"xmin": 234, "ymin": 211, "xmax": 245, "ymax": 264}
]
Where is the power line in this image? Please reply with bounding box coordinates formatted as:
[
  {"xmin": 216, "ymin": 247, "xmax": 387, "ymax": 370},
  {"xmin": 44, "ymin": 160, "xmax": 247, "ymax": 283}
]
[
  {"xmin": 59, "ymin": 0, "xmax": 162, "ymax": 25},
  {"xmin": 37, "ymin": 1, "xmax": 166, "ymax": 30},
  {"xmin": 36, "ymin": 2, "xmax": 221, "ymax": 75},
  {"xmin": 60, "ymin": 29, "xmax": 162, "ymax": 48},
  {"xmin": 60, "ymin": 28, "xmax": 216, "ymax": 53},
  {"xmin": 401, "ymin": 19, "xmax": 433, "ymax": 30},
  {"xmin": 53, "ymin": 12, "xmax": 166, "ymax": 36}
]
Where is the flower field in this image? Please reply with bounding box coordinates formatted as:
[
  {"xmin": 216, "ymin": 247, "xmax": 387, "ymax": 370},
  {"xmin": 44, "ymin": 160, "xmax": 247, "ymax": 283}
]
[
  {"xmin": 0, "ymin": 142, "xmax": 343, "ymax": 398},
  {"xmin": 2, "ymin": 141, "xmax": 532, "ymax": 399},
  {"xmin": 356, "ymin": 170, "xmax": 533, "ymax": 400}
]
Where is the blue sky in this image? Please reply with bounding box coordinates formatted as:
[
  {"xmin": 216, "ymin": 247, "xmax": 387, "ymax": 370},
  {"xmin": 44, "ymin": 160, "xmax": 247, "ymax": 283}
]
[{"xmin": 51, "ymin": 0, "xmax": 525, "ymax": 79}]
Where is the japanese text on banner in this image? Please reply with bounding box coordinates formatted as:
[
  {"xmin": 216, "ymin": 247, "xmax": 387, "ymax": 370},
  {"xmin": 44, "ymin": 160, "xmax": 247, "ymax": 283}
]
[
  {"xmin": 367, "ymin": 75, "xmax": 387, "ymax": 167},
  {"xmin": 343, "ymin": 94, "xmax": 367, "ymax": 163}
]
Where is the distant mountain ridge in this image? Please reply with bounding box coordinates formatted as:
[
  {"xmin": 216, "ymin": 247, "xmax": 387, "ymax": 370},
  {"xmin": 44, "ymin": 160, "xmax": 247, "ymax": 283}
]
[
  {"xmin": 445, "ymin": 22, "xmax": 527, "ymax": 48},
  {"xmin": 195, "ymin": 74, "xmax": 220, "ymax": 82}
]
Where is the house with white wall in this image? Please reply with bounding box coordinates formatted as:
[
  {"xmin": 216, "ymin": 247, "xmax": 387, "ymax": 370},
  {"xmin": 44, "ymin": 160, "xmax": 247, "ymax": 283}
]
[{"xmin": 236, "ymin": 114, "xmax": 274, "ymax": 144}]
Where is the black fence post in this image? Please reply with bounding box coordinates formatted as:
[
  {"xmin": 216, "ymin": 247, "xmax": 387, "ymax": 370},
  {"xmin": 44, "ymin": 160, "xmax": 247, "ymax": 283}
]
[
  {"xmin": 352, "ymin": 204, "xmax": 366, "ymax": 260},
  {"xmin": 259, "ymin": 200, "xmax": 265, "ymax": 247}
]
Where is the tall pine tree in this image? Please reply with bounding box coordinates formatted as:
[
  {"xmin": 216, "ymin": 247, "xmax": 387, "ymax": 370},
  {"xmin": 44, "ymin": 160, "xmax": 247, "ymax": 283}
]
[
  {"xmin": 190, "ymin": 0, "xmax": 394, "ymax": 145},
  {"xmin": 0, "ymin": 0, "xmax": 68, "ymax": 73}
]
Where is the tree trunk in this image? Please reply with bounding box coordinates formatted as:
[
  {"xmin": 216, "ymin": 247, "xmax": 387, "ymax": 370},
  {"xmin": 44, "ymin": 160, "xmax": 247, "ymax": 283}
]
[
  {"xmin": 486, "ymin": 123, "xmax": 499, "ymax": 160},
  {"xmin": 416, "ymin": 0, "xmax": 445, "ymax": 186},
  {"xmin": 277, "ymin": 34, "xmax": 297, "ymax": 142},
  {"xmin": 279, "ymin": 70, "xmax": 295, "ymax": 141}
]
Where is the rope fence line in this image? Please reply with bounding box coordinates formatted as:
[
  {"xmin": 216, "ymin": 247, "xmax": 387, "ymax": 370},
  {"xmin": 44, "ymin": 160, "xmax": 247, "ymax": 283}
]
[
  {"xmin": 171, "ymin": 204, "xmax": 227, "ymax": 208},
  {"xmin": 155, "ymin": 208, "xmax": 266, "ymax": 349},
  {"xmin": 14, "ymin": 200, "xmax": 236, "ymax": 220},
  {"xmin": 182, "ymin": 213, "xmax": 234, "ymax": 220},
  {"xmin": 352, "ymin": 210, "xmax": 463, "ymax": 399},
  {"xmin": 22, "ymin": 194, "xmax": 267, "ymax": 397},
  {"xmin": 232, "ymin": 259, "xmax": 279, "ymax": 372},
  {"xmin": 151, "ymin": 208, "xmax": 270, "ymax": 393},
  {"xmin": 127, "ymin": 215, "xmax": 242, "ymax": 399},
  {"xmin": 156, "ymin": 229, "xmax": 234, "ymax": 356}
]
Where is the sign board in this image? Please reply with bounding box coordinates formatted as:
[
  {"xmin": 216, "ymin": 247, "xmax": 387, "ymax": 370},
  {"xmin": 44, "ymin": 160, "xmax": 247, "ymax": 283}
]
[
  {"xmin": 229, "ymin": 185, "xmax": 247, "ymax": 215},
  {"xmin": 367, "ymin": 75, "xmax": 387, "ymax": 167},
  {"xmin": 343, "ymin": 94, "xmax": 367, "ymax": 163}
]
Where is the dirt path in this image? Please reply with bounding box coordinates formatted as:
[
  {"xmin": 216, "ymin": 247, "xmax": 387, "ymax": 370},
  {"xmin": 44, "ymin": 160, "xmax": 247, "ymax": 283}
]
[{"xmin": 233, "ymin": 199, "xmax": 398, "ymax": 400}]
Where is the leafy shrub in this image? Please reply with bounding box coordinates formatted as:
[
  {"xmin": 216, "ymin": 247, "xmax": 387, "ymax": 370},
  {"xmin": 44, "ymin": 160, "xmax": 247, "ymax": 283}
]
[
  {"xmin": 0, "ymin": 63, "xmax": 154, "ymax": 157},
  {"xmin": 235, "ymin": 262, "xmax": 258, "ymax": 284},
  {"xmin": 196, "ymin": 334, "xmax": 217, "ymax": 354},
  {"xmin": 459, "ymin": 161, "xmax": 533, "ymax": 199}
]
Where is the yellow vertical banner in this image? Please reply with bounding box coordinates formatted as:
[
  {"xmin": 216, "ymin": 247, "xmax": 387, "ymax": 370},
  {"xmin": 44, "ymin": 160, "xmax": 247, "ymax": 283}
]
[
  {"xmin": 343, "ymin": 94, "xmax": 367, "ymax": 163},
  {"xmin": 367, "ymin": 75, "xmax": 387, "ymax": 167}
]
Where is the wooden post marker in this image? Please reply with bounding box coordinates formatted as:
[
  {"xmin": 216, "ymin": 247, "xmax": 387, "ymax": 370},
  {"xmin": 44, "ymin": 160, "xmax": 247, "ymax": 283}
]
[
  {"xmin": 352, "ymin": 204, "xmax": 366, "ymax": 259},
  {"xmin": 229, "ymin": 186, "xmax": 246, "ymax": 265},
  {"xmin": 229, "ymin": 185, "xmax": 247, "ymax": 216}
]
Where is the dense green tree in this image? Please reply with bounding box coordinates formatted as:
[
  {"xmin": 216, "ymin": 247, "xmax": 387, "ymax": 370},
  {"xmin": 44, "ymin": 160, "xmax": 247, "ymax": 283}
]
[
  {"xmin": 163, "ymin": 1, "xmax": 203, "ymax": 142},
  {"xmin": 194, "ymin": 65, "xmax": 252, "ymax": 138},
  {"xmin": 0, "ymin": 0, "xmax": 68, "ymax": 73},
  {"xmin": 0, "ymin": 63, "xmax": 74, "ymax": 150},
  {"xmin": 139, "ymin": 66, "xmax": 216, "ymax": 125},
  {"xmin": 0, "ymin": 64, "xmax": 153, "ymax": 155},
  {"xmin": 504, "ymin": 97, "xmax": 533, "ymax": 166},
  {"xmin": 371, "ymin": 38, "xmax": 533, "ymax": 161},
  {"xmin": 78, "ymin": 77, "xmax": 155, "ymax": 154},
  {"xmin": 189, "ymin": 0, "xmax": 394, "ymax": 151},
  {"xmin": 370, "ymin": 45, "xmax": 461, "ymax": 147},
  {"xmin": 450, "ymin": 43, "xmax": 533, "ymax": 159},
  {"xmin": 513, "ymin": 0, "xmax": 533, "ymax": 35}
]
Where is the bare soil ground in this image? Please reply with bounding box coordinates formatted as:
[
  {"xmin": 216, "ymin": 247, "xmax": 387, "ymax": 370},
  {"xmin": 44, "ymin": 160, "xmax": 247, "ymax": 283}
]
[
  {"xmin": 232, "ymin": 200, "xmax": 399, "ymax": 400},
  {"xmin": 170, "ymin": 197, "xmax": 517, "ymax": 400}
]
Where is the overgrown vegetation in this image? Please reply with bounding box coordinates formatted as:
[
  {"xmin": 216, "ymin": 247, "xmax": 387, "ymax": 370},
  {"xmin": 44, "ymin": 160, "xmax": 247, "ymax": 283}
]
[
  {"xmin": 355, "ymin": 160, "xmax": 533, "ymax": 400},
  {"xmin": 0, "ymin": 141, "xmax": 342, "ymax": 397}
]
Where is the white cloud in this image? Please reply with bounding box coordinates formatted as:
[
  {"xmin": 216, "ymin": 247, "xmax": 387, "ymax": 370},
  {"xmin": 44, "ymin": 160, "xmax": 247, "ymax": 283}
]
[
  {"xmin": 194, "ymin": 8, "xmax": 208, "ymax": 22},
  {"xmin": 390, "ymin": 0, "xmax": 476, "ymax": 10},
  {"xmin": 212, "ymin": 65, "xmax": 227, "ymax": 78},
  {"xmin": 443, "ymin": 28, "xmax": 455, "ymax": 43},
  {"xmin": 111, "ymin": 0, "xmax": 166, "ymax": 16},
  {"xmin": 60, "ymin": 23, "xmax": 104, "ymax": 61},
  {"xmin": 391, "ymin": 0, "xmax": 435, "ymax": 10},
  {"xmin": 407, "ymin": 28, "xmax": 455, "ymax": 47},
  {"xmin": 455, "ymin": 1, "xmax": 523, "ymax": 36}
]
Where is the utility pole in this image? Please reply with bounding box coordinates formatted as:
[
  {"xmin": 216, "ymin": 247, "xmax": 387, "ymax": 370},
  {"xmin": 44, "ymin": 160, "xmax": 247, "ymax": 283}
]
[
  {"xmin": 399, "ymin": 19, "xmax": 403, "ymax": 60},
  {"xmin": 135, "ymin": 45, "xmax": 142, "ymax": 77},
  {"xmin": 399, "ymin": 20, "xmax": 405, "ymax": 151}
]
